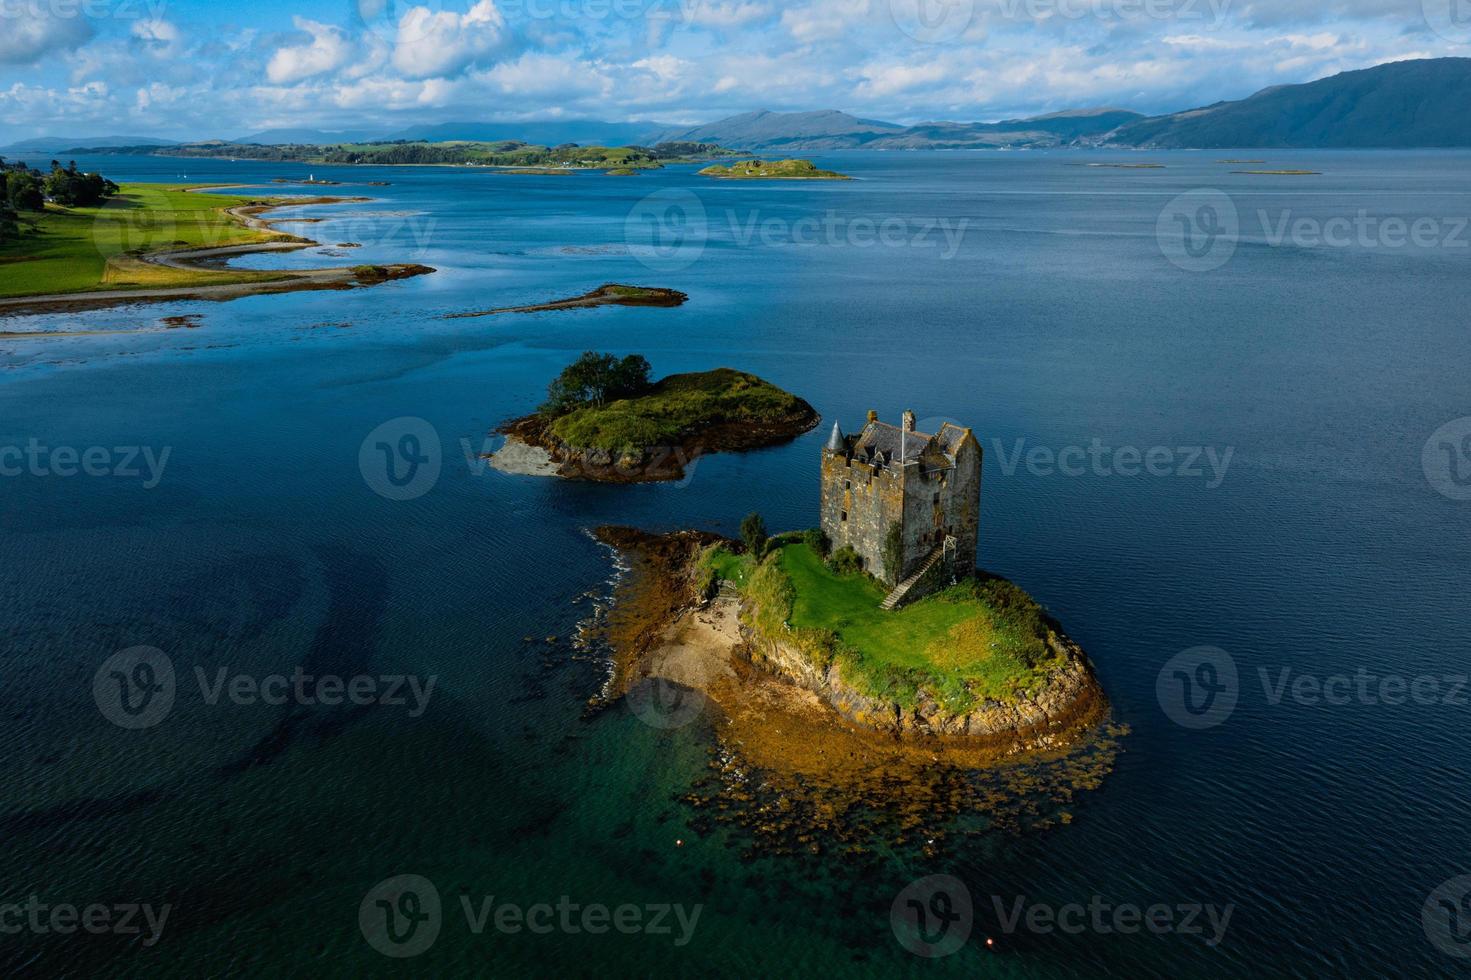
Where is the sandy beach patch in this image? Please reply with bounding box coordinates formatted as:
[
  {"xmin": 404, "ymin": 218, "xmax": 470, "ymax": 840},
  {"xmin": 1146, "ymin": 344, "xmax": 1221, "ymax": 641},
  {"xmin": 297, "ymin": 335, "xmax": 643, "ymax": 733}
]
[{"xmin": 489, "ymin": 436, "xmax": 560, "ymax": 477}]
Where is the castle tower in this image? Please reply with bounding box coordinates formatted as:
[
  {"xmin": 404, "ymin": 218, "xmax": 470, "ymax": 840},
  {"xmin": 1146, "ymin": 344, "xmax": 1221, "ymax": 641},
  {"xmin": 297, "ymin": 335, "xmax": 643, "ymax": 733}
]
[{"xmin": 819, "ymin": 411, "xmax": 982, "ymax": 594}]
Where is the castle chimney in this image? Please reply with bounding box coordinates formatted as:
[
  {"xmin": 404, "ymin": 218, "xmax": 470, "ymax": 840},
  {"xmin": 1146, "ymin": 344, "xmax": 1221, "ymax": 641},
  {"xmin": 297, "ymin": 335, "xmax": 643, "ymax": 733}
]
[
  {"xmin": 902, "ymin": 410, "xmax": 916, "ymax": 432},
  {"xmin": 866, "ymin": 409, "xmax": 878, "ymax": 425}
]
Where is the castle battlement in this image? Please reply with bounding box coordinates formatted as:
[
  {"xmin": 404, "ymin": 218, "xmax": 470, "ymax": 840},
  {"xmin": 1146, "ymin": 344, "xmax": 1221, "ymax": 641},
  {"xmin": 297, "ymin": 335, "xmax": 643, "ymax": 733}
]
[{"xmin": 820, "ymin": 410, "xmax": 981, "ymax": 595}]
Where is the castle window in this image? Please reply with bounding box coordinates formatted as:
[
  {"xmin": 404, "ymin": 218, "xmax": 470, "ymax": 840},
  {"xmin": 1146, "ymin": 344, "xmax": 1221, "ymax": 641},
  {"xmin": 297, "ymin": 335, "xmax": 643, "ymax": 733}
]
[
  {"xmin": 933, "ymin": 493, "xmax": 940, "ymax": 505},
  {"xmin": 840, "ymin": 511, "xmax": 847, "ymax": 522},
  {"xmin": 845, "ymin": 480, "xmax": 851, "ymax": 490}
]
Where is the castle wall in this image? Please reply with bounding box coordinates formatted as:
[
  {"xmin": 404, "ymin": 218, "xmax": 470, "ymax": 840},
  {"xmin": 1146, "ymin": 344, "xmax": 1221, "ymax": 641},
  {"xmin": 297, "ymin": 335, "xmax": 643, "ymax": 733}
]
[
  {"xmin": 900, "ymin": 464, "xmax": 944, "ymax": 578},
  {"xmin": 820, "ymin": 453, "xmax": 903, "ymax": 581},
  {"xmin": 946, "ymin": 437, "xmax": 982, "ymax": 574}
]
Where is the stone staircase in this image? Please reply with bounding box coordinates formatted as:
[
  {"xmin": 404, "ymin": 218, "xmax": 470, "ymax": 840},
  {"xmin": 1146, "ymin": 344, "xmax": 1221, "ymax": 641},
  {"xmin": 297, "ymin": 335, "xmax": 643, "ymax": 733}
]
[{"xmin": 880, "ymin": 545, "xmax": 945, "ymax": 611}]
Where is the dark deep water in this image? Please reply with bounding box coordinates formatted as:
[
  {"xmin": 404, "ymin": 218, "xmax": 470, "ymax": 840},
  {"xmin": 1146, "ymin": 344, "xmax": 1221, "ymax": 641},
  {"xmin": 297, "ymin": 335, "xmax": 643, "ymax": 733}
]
[{"xmin": 1, "ymin": 150, "xmax": 1469, "ymax": 977}]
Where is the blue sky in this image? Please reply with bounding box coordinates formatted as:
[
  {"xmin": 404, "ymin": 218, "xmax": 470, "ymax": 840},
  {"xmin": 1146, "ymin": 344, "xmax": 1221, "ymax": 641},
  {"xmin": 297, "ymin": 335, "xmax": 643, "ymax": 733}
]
[{"xmin": 1, "ymin": 0, "xmax": 1465, "ymax": 140}]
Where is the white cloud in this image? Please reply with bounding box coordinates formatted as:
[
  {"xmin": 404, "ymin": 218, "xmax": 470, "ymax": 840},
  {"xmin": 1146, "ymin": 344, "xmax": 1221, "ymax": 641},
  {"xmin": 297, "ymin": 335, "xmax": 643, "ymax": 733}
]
[
  {"xmin": 0, "ymin": 8, "xmax": 93, "ymax": 65},
  {"xmin": 392, "ymin": 0, "xmax": 509, "ymax": 79},
  {"xmin": 476, "ymin": 52, "xmax": 612, "ymax": 100},
  {"xmin": 267, "ymin": 18, "xmax": 355, "ymax": 84}
]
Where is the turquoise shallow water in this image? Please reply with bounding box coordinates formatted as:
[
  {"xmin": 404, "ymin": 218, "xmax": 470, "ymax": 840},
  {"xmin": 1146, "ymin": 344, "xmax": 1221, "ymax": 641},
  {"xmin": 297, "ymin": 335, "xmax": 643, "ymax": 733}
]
[{"xmin": 1, "ymin": 150, "xmax": 1469, "ymax": 977}]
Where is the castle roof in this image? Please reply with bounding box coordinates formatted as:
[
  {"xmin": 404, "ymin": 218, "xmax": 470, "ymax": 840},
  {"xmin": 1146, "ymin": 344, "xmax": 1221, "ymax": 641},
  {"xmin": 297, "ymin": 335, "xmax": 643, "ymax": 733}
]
[
  {"xmin": 845, "ymin": 419, "xmax": 973, "ymax": 470},
  {"xmin": 825, "ymin": 422, "xmax": 845, "ymax": 452},
  {"xmin": 853, "ymin": 421, "xmax": 933, "ymax": 466}
]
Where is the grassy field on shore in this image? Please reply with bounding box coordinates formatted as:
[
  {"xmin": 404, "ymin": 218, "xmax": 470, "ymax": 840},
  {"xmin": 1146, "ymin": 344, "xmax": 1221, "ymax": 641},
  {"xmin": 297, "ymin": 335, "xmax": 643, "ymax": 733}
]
[
  {"xmin": 704, "ymin": 541, "xmax": 1067, "ymax": 711},
  {"xmin": 0, "ymin": 184, "xmax": 287, "ymax": 297}
]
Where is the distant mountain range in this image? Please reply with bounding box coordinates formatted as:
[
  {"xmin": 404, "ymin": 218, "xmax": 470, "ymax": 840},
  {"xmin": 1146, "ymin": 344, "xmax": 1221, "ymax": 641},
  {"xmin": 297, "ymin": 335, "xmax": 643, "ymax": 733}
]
[
  {"xmin": 653, "ymin": 107, "xmax": 1144, "ymax": 150},
  {"xmin": 11, "ymin": 58, "xmax": 1471, "ymax": 156},
  {"xmin": 1101, "ymin": 58, "xmax": 1471, "ymax": 148},
  {"xmin": 0, "ymin": 135, "xmax": 177, "ymax": 157},
  {"xmin": 231, "ymin": 119, "xmax": 663, "ymax": 147},
  {"xmin": 658, "ymin": 60, "xmax": 1471, "ymax": 150}
]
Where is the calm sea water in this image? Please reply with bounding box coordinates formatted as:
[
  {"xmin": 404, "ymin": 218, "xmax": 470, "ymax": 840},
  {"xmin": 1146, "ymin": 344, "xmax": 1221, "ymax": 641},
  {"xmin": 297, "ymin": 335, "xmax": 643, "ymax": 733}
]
[{"xmin": 1, "ymin": 150, "xmax": 1469, "ymax": 977}]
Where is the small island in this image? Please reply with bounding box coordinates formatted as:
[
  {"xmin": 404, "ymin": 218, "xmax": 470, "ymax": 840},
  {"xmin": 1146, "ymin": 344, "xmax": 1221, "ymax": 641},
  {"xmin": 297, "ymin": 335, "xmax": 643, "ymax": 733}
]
[
  {"xmin": 1233, "ymin": 169, "xmax": 1321, "ymax": 175},
  {"xmin": 444, "ymin": 284, "xmax": 687, "ymax": 318},
  {"xmin": 491, "ymin": 355, "xmax": 819, "ymax": 482},
  {"xmin": 698, "ymin": 159, "xmax": 851, "ymax": 180},
  {"xmin": 598, "ymin": 409, "xmax": 1107, "ymax": 758}
]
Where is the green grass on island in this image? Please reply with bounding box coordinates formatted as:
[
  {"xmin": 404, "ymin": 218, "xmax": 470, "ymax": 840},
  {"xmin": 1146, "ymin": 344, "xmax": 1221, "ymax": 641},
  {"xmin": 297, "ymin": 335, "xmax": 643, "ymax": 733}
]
[
  {"xmin": 0, "ymin": 183, "xmax": 288, "ymax": 297},
  {"xmin": 546, "ymin": 368, "xmax": 812, "ymax": 452},
  {"xmin": 700, "ymin": 540, "xmax": 1069, "ymax": 713},
  {"xmin": 697, "ymin": 159, "xmax": 851, "ymax": 180}
]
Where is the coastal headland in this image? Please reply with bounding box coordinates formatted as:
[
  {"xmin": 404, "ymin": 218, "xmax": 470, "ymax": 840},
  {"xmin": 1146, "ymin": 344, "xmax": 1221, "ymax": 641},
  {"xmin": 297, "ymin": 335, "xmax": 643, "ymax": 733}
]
[{"xmin": 0, "ymin": 184, "xmax": 434, "ymax": 316}]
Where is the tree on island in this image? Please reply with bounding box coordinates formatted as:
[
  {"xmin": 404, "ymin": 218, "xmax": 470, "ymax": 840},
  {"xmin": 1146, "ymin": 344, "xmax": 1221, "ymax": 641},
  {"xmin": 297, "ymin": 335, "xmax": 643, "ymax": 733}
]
[
  {"xmin": 540, "ymin": 351, "xmax": 652, "ymax": 415},
  {"xmin": 740, "ymin": 512, "xmax": 768, "ymax": 558}
]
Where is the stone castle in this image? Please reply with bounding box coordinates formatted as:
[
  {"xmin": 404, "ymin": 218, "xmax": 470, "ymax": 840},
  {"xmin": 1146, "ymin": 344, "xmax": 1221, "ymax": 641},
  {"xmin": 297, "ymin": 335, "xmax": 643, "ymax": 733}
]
[{"xmin": 820, "ymin": 410, "xmax": 981, "ymax": 604}]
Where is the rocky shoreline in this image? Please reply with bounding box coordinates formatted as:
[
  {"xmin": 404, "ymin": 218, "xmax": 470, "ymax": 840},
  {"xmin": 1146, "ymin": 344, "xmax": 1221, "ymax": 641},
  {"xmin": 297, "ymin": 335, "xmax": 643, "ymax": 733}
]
[
  {"xmin": 443, "ymin": 283, "xmax": 687, "ymax": 319},
  {"xmin": 584, "ymin": 526, "xmax": 1123, "ymax": 859},
  {"xmin": 594, "ymin": 526, "xmax": 1110, "ymax": 756}
]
